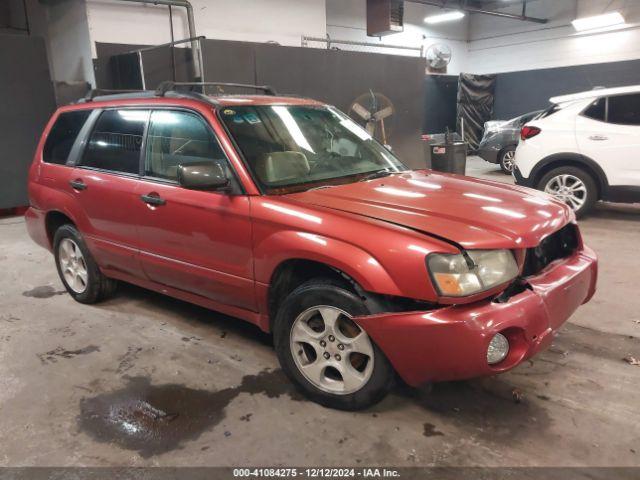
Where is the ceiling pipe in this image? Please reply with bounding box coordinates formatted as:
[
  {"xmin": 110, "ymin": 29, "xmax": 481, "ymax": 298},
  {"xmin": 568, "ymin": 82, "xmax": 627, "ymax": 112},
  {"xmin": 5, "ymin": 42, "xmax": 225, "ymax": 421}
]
[
  {"xmin": 411, "ymin": 0, "xmax": 548, "ymax": 24},
  {"xmin": 115, "ymin": 0, "xmax": 203, "ymax": 80}
]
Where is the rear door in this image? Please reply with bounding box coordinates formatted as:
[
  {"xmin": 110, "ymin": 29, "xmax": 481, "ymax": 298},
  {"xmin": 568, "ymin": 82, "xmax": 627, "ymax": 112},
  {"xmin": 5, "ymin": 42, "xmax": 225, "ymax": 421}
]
[
  {"xmin": 70, "ymin": 108, "xmax": 149, "ymax": 278},
  {"xmin": 576, "ymin": 94, "xmax": 640, "ymax": 187},
  {"xmin": 134, "ymin": 109, "xmax": 255, "ymax": 311},
  {"xmin": 37, "ymin": 109, "xmax": 93, "ymax": 208}
]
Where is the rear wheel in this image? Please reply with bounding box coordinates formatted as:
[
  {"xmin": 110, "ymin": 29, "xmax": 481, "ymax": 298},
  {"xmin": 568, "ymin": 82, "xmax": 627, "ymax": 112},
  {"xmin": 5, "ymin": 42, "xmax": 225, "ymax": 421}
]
[
  {"xmin": 53, "ymin": 224, "xmax": 117, "ymax": 303},
  {"xmin": 537, "ymin": 166, "xmax": 597, "ymax": 218},
  {"xmin": 273, "ymin": 278, "xmax": 394, "ymax": 410},
  {"xmin": 499, "ymin": 147, "xmax": 516, "ymax": 174}
]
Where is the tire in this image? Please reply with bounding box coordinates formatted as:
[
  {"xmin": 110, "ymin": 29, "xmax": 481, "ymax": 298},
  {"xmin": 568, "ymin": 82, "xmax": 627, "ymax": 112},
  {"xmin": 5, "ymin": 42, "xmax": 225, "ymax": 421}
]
[
  {"xmin": 53, "ymin": 224, "xmax": 117, "ymax": 304},
  {"xmin": 537, "ymin": 166, "xmax": 598, "ymax": 218},
  {"xmin": 499, "ymin": 147, "xmax": 516, "ymax": 174},
  {"xmin": 273, "ymin": 278, "xmax": 394, "ymax": 410}
]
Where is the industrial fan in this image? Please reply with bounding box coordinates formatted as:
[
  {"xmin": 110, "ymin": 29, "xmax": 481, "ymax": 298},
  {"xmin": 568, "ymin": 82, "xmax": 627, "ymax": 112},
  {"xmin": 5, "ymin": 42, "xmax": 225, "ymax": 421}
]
[
  {"xmin": 348, "ymin": 90, "xmax": 395, "ymax": 145},
  {"xmin": 425, "ymin": 43, "xmax": 452, "ymax": 72}
]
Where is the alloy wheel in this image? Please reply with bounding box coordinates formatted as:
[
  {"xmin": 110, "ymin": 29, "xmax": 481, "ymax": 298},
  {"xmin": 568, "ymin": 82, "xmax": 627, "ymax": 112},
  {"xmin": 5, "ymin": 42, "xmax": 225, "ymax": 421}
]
[
  {"xmin": 502, "ymin": 150, "xmax": 515, "ymax": 173},
  {"xmin": 289, "ymin": 305, "xmax": 375, "ymax": 395},
  {"xmin": 544, "ymin": 174, "xmax": 587, "ymax": 211},
  {"xmin": 58, "ymin": 238, "xmax": 88, "ymax": 294}
]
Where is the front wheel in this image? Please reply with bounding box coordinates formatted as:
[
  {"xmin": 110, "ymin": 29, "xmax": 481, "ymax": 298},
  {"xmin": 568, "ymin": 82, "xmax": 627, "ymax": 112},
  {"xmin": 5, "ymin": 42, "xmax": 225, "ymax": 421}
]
[
  {"xmin": 273, "ymin": 278, "xmax": 394, "ymax": 410},
  {"xmin": 537, "ymin": 166, "xmax": 598, "ymax": 218},
  {"xmin": 499, "ymin": 147, "xmax": 516, "ymax": 174}
]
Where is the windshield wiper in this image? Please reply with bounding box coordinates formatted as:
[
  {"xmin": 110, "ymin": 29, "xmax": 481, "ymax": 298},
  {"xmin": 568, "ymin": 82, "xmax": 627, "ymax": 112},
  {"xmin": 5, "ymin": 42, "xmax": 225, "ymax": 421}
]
[
  {"xmin": 359, "ymin": 169, "xmax": 394, "ymax": 182},
  {"xmin": 307, "ymin": 185, "xmax": 336, "ymax": 191}
]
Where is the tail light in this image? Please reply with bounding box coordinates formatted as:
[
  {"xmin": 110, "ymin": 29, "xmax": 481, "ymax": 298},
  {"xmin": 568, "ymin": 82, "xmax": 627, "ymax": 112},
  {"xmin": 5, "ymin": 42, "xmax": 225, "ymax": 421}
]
[{"xmin": 521, "ymin": 125, "xmax": 541, "ymax": 140}]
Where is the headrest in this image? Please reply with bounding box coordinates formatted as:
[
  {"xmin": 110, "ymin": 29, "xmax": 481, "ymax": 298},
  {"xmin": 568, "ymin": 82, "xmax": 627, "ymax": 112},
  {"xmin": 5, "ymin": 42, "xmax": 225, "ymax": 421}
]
[{"xmin": 255, "ymin": 151, "xmax": 310, "ymax": 184}]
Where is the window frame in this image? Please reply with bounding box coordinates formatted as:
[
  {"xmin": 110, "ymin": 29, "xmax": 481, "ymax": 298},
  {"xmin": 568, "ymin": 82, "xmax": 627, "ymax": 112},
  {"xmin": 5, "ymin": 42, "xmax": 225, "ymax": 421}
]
[
  {"xmin": 141, "ymin": 107, "xmax": 238, "ymax": 189},
  {"xmin": 580, "ymin": 96, "xmax": 608, "ymax": 123},
  {"xmin": 605, "ymin": 93, "xmax": 640, "ymax": 126},
  {"xmin": 66, "ymin": 109, "xmax": 102, "ymax": 166},
  {"xmin": 76, "ymin": 107, "xmax": 151, "ymax": 178},
  {"xmin": 579, "ymin": 93, "xmax": 640, "ymax": 126},
  {"xmin": 72, "ymin": 105, "xmax": 243, "ymax": 193},
  {"xmin": 42, "ymin": 109, "xmax": 94, "ymax": 166}
]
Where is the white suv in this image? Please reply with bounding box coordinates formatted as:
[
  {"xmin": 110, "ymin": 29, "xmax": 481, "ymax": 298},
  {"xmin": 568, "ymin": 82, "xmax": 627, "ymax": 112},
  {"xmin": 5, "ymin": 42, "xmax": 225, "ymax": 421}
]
[{"xmin": 513, "ymin": 85, "xmax": 640, "ymax": 217}]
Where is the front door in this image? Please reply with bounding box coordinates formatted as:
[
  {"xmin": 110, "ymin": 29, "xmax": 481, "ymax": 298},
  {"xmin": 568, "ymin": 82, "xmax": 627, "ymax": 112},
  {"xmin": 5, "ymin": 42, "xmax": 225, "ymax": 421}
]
[
  {"xmin": 71, "ymin": 108, "xmax": 149, "ymax": 278},
  {"xmin": 134, "ymin": 109, "xmax": 255, "ymax": 311}
]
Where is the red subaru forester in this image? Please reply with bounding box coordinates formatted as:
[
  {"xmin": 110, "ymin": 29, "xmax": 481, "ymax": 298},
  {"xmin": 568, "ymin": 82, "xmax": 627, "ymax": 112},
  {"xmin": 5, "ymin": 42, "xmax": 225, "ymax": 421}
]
[{"xmin": 26, "ymin": 82, "xmax": 597, "ymax": 410}]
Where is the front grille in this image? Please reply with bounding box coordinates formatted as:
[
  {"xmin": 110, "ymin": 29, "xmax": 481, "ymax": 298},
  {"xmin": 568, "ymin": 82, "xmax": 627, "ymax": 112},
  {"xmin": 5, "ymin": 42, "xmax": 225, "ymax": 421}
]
[{"xmin": 522, "ymin": 223, "xmax": 579, "ymax": 276}]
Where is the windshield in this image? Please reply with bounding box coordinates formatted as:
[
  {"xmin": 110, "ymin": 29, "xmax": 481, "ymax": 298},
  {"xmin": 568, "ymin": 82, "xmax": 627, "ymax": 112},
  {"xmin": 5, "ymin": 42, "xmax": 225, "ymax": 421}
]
[{"xmin": 220, "ymin": 105, "xmax": 406, "ymax": 193}]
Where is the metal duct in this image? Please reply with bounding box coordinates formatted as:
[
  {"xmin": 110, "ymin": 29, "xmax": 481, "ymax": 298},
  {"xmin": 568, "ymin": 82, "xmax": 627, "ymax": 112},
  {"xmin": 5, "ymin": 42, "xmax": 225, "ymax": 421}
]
[
  {"xmin": 115, "ymin": 0, "xmax": 203, "ymax": 80},
  {"xmin": 409, "ymin": 0, "xmax": 547, "ymax": 24}
]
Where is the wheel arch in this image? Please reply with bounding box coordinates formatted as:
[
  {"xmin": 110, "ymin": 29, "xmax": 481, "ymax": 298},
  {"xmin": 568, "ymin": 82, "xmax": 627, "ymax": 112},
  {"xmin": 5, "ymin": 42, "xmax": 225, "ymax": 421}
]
[
  {"xmin": 255, "ymin": 231, "xmax": 405, "ymax": 332},
  {"xmin": 499, "ymin": 144, "xmax": 517, "ymax": 158},
  {"xmin": 45, "ymin": 210, "xmax": 77, "ymax": 247},
  {"xmin": 266, "ymin": 259, "xmax": 359, "ymax": 330},
  {"xmin": 530, "ymin": 153, "xmax": 608, "ymax": 200}
]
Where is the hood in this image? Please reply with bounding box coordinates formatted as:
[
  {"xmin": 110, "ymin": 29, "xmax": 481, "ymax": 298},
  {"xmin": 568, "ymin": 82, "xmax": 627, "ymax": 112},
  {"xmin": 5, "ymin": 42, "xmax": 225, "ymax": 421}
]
[{"xmin": 286, "ymin": 170, "xmax": 572, "ymax": 250}]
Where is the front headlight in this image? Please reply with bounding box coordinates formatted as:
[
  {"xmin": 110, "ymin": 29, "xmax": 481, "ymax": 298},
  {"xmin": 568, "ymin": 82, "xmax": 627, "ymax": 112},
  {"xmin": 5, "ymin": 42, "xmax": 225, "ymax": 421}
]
[{"xmin": 427, "ymin": 250, "xmax": 519, "ymax": 297}]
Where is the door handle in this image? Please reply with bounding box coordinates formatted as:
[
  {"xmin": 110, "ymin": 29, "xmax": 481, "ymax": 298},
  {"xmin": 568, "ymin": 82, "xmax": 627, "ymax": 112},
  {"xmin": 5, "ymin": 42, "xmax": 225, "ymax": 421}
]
[
  {"xmin": 69, "ymin": 179, "xmax": 87, "ymax": 190},
  {"xmin": 140, "ymin": 193, "xmax": 166, "ymax": 206},
  {"xmin": 588, "ymin": 134, "xmax": 608, "ymax": 141}
]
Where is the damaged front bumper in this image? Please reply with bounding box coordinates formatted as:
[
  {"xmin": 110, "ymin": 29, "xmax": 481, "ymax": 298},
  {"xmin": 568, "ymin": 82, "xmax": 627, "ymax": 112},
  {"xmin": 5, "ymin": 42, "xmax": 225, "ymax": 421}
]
[{"xmin": 356, "ymin": 246, "xmax": 598, "ymax": 386}]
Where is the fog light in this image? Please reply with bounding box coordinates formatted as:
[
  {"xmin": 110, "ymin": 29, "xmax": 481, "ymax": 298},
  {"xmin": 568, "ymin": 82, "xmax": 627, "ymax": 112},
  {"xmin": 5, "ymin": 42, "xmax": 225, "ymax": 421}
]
[{"xmin": 487, "ymin": 333, "xmax": 509, "ymax": 364}]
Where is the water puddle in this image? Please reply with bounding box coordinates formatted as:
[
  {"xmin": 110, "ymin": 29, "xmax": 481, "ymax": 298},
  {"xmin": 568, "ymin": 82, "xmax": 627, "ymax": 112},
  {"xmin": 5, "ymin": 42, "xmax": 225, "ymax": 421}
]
[
  {"xmin": 78, "ymin": 369, "xmax": 303, "ymax": 457},
  {"xmin": 22, "ymin": 285, "xmax": 66, "ymax": 298},
  {"xmin": 37, "ymin": 345, "xmax": 100, "ymax": 365}
]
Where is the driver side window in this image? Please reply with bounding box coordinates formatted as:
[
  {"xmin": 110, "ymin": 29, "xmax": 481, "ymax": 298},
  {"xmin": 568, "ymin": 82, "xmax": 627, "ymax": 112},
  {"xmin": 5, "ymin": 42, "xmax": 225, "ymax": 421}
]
[{"xmin": 145, "ymin": 110, "xmax": 226, "ymax": 181}]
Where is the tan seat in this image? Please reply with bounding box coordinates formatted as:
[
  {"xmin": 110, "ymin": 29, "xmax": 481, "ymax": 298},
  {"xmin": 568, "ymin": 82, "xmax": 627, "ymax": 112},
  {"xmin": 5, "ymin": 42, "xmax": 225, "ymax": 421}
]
[{"xmin": 255, "ymin": 151, "xmax": 310, "ymax": 184}]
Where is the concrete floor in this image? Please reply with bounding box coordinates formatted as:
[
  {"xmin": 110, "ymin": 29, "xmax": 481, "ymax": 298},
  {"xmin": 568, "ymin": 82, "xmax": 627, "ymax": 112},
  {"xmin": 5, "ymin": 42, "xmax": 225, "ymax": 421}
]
[{"xmin": 1, "ymin": 157, "xmax": 639, "ymax": 467}]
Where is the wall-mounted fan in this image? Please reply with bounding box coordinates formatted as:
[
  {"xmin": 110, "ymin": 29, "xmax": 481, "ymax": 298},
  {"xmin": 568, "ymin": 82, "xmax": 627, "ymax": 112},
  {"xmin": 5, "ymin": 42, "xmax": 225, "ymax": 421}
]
[
  {"xmin": 348, "ymin": 90, "xmax": 395, "ymax": 145},
  {"xmin": 425, "ymin": 43, "xmax": 452, "ymax": 72}
]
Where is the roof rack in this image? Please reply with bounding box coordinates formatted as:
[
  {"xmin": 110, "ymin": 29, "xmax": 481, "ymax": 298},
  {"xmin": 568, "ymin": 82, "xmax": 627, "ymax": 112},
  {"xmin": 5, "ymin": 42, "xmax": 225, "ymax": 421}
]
[
  {"xmin": 83, "ymin": 88, "xmax": 145, "ymax": 102},
  {"xmin": 155, "ymin": 81, "xmax": 277, "ymax": 97}
]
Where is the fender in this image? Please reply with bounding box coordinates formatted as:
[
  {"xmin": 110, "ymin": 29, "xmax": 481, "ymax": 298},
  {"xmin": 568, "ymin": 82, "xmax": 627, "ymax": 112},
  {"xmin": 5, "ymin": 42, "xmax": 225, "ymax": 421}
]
[
  {"xmin": 253, "ymin": 230, "xmax": 404, "ymax": 297},
  {"xmin": 529, "ymin": 152, "xmax": 609, "ymax": 196},
  {"xmin": 39, "ymin": 186, "xmax": 90, "ymax": 241},
  {"xmin": 25, "ymin": 188, "xmax": 86, "ymax": 254},
  {"xmin": 31, "ymin": 173, "xmax": 125, "ymax": 273}
]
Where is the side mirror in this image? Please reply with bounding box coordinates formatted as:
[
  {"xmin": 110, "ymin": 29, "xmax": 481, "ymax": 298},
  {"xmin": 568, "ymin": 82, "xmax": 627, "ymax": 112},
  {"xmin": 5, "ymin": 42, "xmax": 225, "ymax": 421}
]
[{"xmin": 177, "ymin": 160, "xmax": 230, "ymax": 191}]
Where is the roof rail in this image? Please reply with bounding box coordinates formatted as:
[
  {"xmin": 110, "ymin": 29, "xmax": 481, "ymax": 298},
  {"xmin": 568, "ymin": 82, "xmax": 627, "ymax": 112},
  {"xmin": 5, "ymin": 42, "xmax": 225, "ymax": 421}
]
[
  {"xmin": 83, "ymin": 88, "xmax": 146, "ymax": 102},
  {"xmin": 155, "ymin": 81, "xmax": 277, "ymax": 97}
]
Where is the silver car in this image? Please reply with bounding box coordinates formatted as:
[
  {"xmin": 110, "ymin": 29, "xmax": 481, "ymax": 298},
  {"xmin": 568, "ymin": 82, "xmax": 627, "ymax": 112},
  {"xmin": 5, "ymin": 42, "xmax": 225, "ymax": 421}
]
[{"xmin": 477, "ymin": 110, "xmax": 542, "ymax": 174}]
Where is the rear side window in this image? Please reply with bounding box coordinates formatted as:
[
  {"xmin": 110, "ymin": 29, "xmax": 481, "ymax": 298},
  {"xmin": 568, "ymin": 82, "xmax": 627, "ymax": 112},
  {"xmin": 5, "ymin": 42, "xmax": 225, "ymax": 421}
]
[
  {"xmin": 43, "ymin": 110, "xmax": 91, "ymax": 164},
  {"xmin": 81, "ymin": 109, "xmax": 148, "ymax": 174},
  {"xmin": 608, "ymin": 94, "xmax": 640, "ymax": 125},
  {"xmin": 583, "ymin": 97, "xmax": 606, "ymax": 121},
  {"xmin": 145, "ymin": 110, "xmax": 226, "ymax": 180}
]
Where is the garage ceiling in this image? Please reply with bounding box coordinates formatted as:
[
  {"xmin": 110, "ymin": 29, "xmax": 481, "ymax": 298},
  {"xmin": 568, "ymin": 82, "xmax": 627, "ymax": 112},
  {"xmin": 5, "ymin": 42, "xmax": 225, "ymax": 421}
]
[{"xmin": 407, "ymin": 0, "xmax": 548, "ymax": 23}]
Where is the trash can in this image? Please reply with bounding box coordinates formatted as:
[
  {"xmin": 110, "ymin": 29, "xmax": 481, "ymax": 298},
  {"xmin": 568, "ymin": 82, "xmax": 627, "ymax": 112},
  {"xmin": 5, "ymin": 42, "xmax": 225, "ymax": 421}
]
[{"xmin": 430, "ymin": 141, "xmax": 467, "ymax": 175}]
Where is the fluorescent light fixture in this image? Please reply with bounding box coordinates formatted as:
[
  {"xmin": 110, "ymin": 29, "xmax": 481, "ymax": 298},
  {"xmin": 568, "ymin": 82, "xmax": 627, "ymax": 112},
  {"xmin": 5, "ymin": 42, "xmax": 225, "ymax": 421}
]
[
  {"xmin": 424, "ymin": 10, "xmax": 465, "ymax": 24},
  {"xmin": 572, "ymin": 11, "xmax": 625, "ymax": 31}
]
